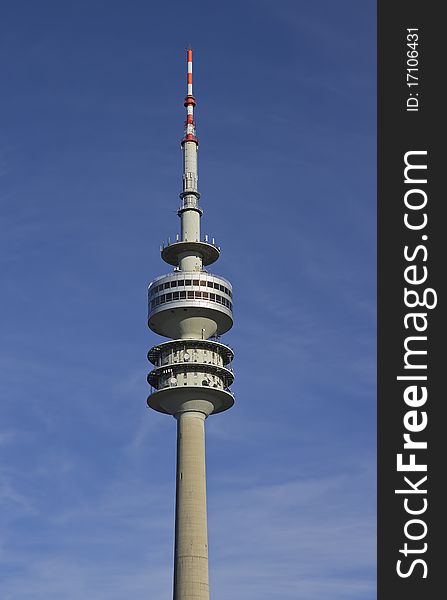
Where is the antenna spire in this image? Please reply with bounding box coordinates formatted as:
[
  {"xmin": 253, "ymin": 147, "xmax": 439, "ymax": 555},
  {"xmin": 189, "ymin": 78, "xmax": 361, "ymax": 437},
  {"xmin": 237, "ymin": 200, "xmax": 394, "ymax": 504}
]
[{"xmin": 182, "ymin": 48, "xmax": 198, "ymax": 144}]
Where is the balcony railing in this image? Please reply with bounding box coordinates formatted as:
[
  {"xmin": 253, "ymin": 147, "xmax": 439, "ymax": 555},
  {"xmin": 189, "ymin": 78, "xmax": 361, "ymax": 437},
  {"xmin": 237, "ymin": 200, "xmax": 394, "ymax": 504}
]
[{"xmin": 160, "ymin": 235, "xmax": 220, "ymax": 250}]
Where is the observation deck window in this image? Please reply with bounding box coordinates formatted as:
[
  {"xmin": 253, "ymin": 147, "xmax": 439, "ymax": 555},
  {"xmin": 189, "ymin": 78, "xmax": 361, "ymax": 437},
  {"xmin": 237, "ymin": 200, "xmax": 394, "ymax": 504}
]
[
  {"xmin": 149, "ymin": 286, "xmax": 233, "ymax": 314},
  {"xmin": 171, "ymin": 281, "xmax": 177, "ymax": 287},
  {"xmin": 185, "ymin": 279, "xmax": 192, "ymax": 286},
  {"xmin": 207, "ymin": 281, "xmax": 213, "ymax": 288},
  {"xmin": 193, "ymin": 279, "xmax": 200, "ymax": 286}
]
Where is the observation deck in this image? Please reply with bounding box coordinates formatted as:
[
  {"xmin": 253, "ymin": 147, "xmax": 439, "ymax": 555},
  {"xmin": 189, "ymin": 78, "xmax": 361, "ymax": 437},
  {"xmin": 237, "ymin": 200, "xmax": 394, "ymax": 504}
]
[
  {"xmin": 161, "ymin": 238, "xmax": 220, "ymax": 267},
  {"xmin": 148, "ymin": 271, "xmax": 233, "ymax": 339},
  {"xmin": 148, "ymin": 338, "xmax": 234, "ymax": 366},
  {"xmin": 147, "ymin": 337, "xmax": 234, "ymax": 415}
]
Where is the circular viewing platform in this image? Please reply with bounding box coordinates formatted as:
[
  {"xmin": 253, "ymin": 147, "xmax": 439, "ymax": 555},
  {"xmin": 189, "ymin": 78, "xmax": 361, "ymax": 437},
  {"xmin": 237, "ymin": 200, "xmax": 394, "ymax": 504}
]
[
  {"xmin": 148, "ymin": 338, "xmax": 234, "ymax": 367},
  {"xmin": 149, "ymin": 271, "xmax": 232, "ymax": 310},
  {"xmin": 147, "ymin": 337, "xmax": 235, "ymax": 416},
  {"xmin": 161, "ymin": 240, "xmax": 220, "ymax": 267},
  {"xmin": 147, "ymin": 385, "xmax": 234, "ymax": 416},
  {"xmin": 147, "ymin": 362, "xmax": 234, "ymax": 390},
  {"xmin": 148, "ymin": 271, "xmax": 233, "ymax": 339}
]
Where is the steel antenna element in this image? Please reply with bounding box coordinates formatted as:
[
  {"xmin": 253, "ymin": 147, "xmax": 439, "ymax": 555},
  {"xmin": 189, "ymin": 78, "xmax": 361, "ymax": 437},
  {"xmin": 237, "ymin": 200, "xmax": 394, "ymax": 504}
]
[{"xmin": 182, "ymin": 48, "xmax": 198, "ymax": 144}]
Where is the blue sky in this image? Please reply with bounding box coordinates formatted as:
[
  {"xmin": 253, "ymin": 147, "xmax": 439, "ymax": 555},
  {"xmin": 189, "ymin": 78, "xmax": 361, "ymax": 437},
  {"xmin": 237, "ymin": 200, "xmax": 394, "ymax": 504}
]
[{"xmin": 0, "ymin": 1, "xmax": 376, "ymax": 598}]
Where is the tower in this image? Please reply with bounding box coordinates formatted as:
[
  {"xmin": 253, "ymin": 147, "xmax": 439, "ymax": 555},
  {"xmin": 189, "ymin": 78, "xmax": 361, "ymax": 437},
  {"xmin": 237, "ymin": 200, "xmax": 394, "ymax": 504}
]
[{"xmin": 147, "ymin": 49, "xmax": 235, "ymax": 600}]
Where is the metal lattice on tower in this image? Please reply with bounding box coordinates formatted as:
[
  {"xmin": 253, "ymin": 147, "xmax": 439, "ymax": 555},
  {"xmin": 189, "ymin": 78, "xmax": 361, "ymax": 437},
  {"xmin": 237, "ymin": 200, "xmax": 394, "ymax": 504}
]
[{"xmin": 147, "ymin": 49, "xmax": 235, "ymax": 600}]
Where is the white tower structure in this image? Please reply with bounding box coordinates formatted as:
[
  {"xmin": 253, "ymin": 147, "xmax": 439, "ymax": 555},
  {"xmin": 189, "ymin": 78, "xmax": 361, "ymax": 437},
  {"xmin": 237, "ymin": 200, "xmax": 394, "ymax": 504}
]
[{"xmin": 147, "ymin": 49, "xmax": 235, "ymax": 600}]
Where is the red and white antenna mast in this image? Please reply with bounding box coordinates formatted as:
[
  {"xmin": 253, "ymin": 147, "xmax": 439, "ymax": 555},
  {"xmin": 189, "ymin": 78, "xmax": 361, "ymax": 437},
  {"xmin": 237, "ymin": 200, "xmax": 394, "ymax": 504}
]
[{"xmin": 183, "ymin": 48, "xmax": 198, "ymax": 144}]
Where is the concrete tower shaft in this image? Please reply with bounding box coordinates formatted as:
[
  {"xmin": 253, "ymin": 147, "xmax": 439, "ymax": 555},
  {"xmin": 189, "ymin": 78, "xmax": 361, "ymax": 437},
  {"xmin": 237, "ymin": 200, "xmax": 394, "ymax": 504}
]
[
  {"xmin": 173, "ymin": 411, "xmax": 209, "ymax": 600},
  {"xmin": 147, "ymin": 49, "xmax": 234, "ymax": 600},
  {"xmin": 182, "ymin": 139, "xmax": 198, "ymax": 200}
]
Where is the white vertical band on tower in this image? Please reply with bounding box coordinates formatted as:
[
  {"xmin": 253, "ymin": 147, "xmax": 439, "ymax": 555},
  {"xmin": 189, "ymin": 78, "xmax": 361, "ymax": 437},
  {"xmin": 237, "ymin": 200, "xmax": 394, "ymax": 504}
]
[{"xmin": 187, "ymin": 49, "xmax": 193, "ymax": 96}]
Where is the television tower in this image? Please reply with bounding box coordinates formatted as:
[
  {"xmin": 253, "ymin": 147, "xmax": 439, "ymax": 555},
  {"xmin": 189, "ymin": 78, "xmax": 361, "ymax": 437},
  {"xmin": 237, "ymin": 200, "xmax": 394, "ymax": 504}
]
[{"xmin": 147, "ymin": 49, "xmax": 235, "ymax": 600}]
